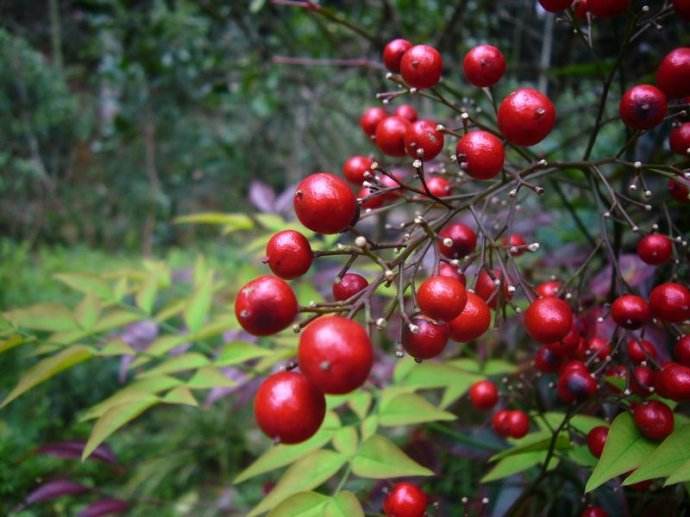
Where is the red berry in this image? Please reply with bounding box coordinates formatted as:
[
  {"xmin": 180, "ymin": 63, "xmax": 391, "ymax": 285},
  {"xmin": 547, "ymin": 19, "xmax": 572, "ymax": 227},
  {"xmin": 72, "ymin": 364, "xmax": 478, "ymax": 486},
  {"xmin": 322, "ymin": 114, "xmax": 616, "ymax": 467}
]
[
  {"xmin": 298, "ymin": 316, "xmax": 373, "ymax": 394},
  {"xmin": 438, "ymin": 262, "xmax": 465, "ymax": 284},
  {"xmin": 358, "ymin": 185, "xmax": 384, "ymax": 210},
  {"xmin": 674, "ymin": 335, "xmax": 690, "ymax": 366},
  {"xmin": 670, "ymin": 123, "xmax": 690, "ymax": 155},
  {"xmin": 538, "ymin": 0, "xmax": 573, "ymax": 11},
  {"xmin": 669, "ymin": 175, "xmax": 690, "ymax": 203},
  {"xmin": 547, "ymin": 327, "xmax": 581, "ymax": 357},
  {"xmin": 235, "ymin": 276, "xmax": 298, "ymax": 336},
  {"xmin": 581, "ymin": 506, "xmax": 608, "ymax": 517},
  {"xmin": 619, "ymin": 84, "xmax": 668, "ymax": 130},
  {"xmin": 254, "ymin": 371, "xmax": 326, "ymax": 444},
  {"xmin": 649, "ymin": 282, "xmax": 690, "ymax": 323},
  {"xmin": 332, "ymin": 273, "xmax": 368, "ymax": 301},
  {"xmin": 394, "ymin": 104, "xmax": 418, "ymax": 122},
  {"xmin": 498, "ymin": 88, "xmax": 556, "ymax": 146},
  {"xmin": 586, "ymin": 337, "xmax": 611, "ymax": 360},
  {"xmin": 404, "ymin": 119, "xmax": 444, "ymax": 159},
  {"xmin": 402, "ymin": 317, "xmax": 450, "ymax": 360},
  {"xmin": 265, "ymin": 230, "xmax": 313, "ymax": 280},
  {"xmin": 469, "ymin": 380, "xmax": 499, "ymax": 410},
  {"xmin": 627, "ymin": 338, "xmax": 656, "ymax": 364},
  {"xmin": 456, "ymin": 130, "xmax": 505, "ymax": 179},
  {"xmin": 379, "ymin": 171, "xmax": 406, "ymax": 201},
  {"xmin": 342, "ymin": 155, "xmax": 373, "ymax": 184},
  {"xmin": 535, "ymin": 345, "xmax": 562, "ymax": 373},
  {"xmin": 524, "ymin": 297, "xmax": 573, "ymax": 344},
  {"xmin": 505, "ymin": 233, "xmax": 527, "ymax": 256},
  {"xmin": 674, "ymin": 0, "xmax": 690, "ymax": 21},
  {"xmin": 449, "ymin": 292, "xmax": 492, "ymax": 342},
  {"xmin": 424, "ymin": 175, "xmax": 451, "ymax": 198},
  {"xmin": 631, "ymin": 366, "xmax": 655, "ymax": 397},
  {"xmin": 507, "ymin": 410, "xmax": 530, "ymax": 438},
  {"xmin": 360, "ymin": 106, "xmax": 387, "ymax": 137},
  {"xmin": 536, "ymin": 280, "xmax": 562, "ymax": 298},
  {"xmin": 589, "ymin": 0, "xmax": 629, "ymax": 17},
  {"xmin": 463, "ymin": 44, "xmax": 506, "ymax": 88},
  {"xmin": 475, "ymin": 268, "xmax": 513, "ymax": 309},
  {"xmin": 655, "ymin": 362, "xmax": 690, "ymax": 401},
  {"xmin": 438, "ymin": 223, "xmax": 477, "ymax": 259},
  {"xmin": 558, "ymin": 367, "xmax": 597, "ymax": 403},
  {"xmin": 376, "ymin": 116, "xmax": 411, "ymax": 156},
  {"xmin": 400, "ymin": 44, "xmax": 443, "ymax": 89},
  {"xmin": 492, "ymin": 410, "xmax": 511, "ymax": 437},
  {"xmin": 383, "ymin": 38, "xmax": 413, "ymax": 73},
  {"xmin": 294, "ymin": 173, "xmax": 357, "ymax": 234},
  {"xmin": 560, "ymin": 360, "xmax": 589, "ymax": 375},
  {"xmin": 574, "ymin": 0, "xmax": 591, "ymax": 19},
  {"xmin": 383, "ymin": 482, "xmax": 428, "ymax": 517},
  {"xmin": 656, "ymin": 48, "xmax": 690, "ymax": 99},
  {"xmin": 587, "ymin": 426, "xmax": 609, "ymax": 458},
  {"xmin": 637, "ymin": 233, "xmax": 673, "ymax": 265},
  {"xmin": 611, "ymin": 294, "xmax": 651, "ymax": 330},
  {"xmin": 417, "ymin": 275, "xmax": 467, "ymax": 322},
  {"xmin": 632, "ymin": 400, "xmax": 674, "ymax": 441}
]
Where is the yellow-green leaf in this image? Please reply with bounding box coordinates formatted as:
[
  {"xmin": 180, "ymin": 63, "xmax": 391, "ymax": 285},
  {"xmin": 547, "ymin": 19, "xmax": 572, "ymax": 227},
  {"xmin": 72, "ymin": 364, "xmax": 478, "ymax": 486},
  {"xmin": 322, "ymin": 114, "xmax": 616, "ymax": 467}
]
[
  {"xmin": 184, "ymin": 269, "xmax": 214, "ymax": 333},
  {"xmin": 175, "ymin": 212, "xmax": 254, "ymax": 232},
  {"xmin": 268, "ymin": 492, "xmax": 329, "ymax": 517},
  {"xmin": 215, "ymin": 341, "xmax": 272, "ymax": 366},
  {"xmin": 162, "ymin": 386, "xmax": 198, "ymax": 406},
  {"xmin": 482, "ymin": 450, "xmax": 558, "ymax": 483},
  {"xmin": 0, "ymin": 334, "xmax": 29, "ymax": 354},
  {"xmin": 54, "ymin": 273, "xmax": 113, "ymax": 300},
  {"xmin": 76, "ymin": 294, "xmax": 101, "ymax": 330},
  {"xmin": 136, "ymin": 277, "xmax": 159, "ymax": 314},
  {"xmin": 624, "ymin": 424, "xmax": 690, "ymax": 486},
  {"xmin": 187, "ymin": 366, "xmax": 235, "ymax": 389},
  {"xmin": 324, "ymin": 491, "xmax": 364, "ymax": 517},
  {"xmin": 332, "ymin": 426, "xmax": 358, "ymax": 457},
  {"xmin": 4, "ymin": 303, "xmax": 78, "ymax": 332},
  {"xmin": 351, "ymin": 435, "xmax": 432, "ymax": 479},
  {"xmin": 139, "ymin": 353, "xmax": 209, "ymax": 378},
  {"xmin": 379, "ymin": 393, "xmax": 455, "ymax": 427}
]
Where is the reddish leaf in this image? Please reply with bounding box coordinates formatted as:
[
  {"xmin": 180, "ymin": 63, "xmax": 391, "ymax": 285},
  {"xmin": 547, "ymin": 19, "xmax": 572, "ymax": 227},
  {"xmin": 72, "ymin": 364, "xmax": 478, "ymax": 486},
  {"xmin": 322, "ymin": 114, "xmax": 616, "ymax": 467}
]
[
  {"xmin": 38, "ymin": 441, "xmax": 118, "ymax": 464},
  {"xmin": 249, "ymin": 180, "xmax": 276, "ymax": 213},
  {"xmin": 78, "ymin": 498, "xmax": 129, "ymax": 517},
  {"xmin": 25, "ymin": 479, "xmax": 89, "ymax": 505}
]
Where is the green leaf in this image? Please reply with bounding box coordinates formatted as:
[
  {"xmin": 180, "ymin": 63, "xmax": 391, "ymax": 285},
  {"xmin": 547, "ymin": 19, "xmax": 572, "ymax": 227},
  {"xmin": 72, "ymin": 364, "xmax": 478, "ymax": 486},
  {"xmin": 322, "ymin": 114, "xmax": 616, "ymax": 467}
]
[
  {"xmin": 139, "ymin": 353, "xmax": 210, "ymax": 378},
  {"xmin": 247, "ymin": 450, "xmax": 348, "ymax": 517},
  {"xmin": 54, "ymin": 273, "xmax": 113, "ymax": 300},
  {"xmin": 0, "ymin": 334, "xmax": 29, "ymax": 354},
  {"xmin": 624, "ymin": 424, "xmax": 690, "ymax": 485},
  {"xmin": 491, "ymin": 431, "xmax": 571, "ymax": 461},
  {"xmin": 187, "ymin": 366, "xmax": 235, "ymax": 389},
  {"xmin": 97, "ymin": 339, "xmax": 135, "ymax": 357},
  {"xmin": 568, "ymin": 445, "xmax": 598, "ymax": 468},
  {"xmin": 351, "ymin": 435, "xmax": 433, "ymax": 479},
  {"xmin": 399, "ymin": 362, "xmax": 480, "ymax": 390},
  {"xmin": 162, "ymin": 386, "xmax": 198, "ymax": 406},
  {"xmin": 76, "ymin": 294, "xmax": 101, "ymax": 330},
  {"xmin": 392, "ymin": 356, "xmax": 417, "ymax": 382},
  {"xmin": 215, "ymin": 341, "xmax": 272, "ymax": 366},
  {"xmin": 332, "ymin": 427, "xmax": 358, "ymax": 457},
  {"xmin": 175, "ymin": 212, "xmax": 254, "ymax": 232},
  {"xmin": 184, "ymin": 269, "xmax": 214, "ymax": 333},
  {"xmin": 541, "ymin": 412, "xmax": 608, "ymax": 435},
  {"xmin": 482, "ymin": 450, "xmax": 558, "ymax": 483},
  {"xmin": 324, "ymin": 491, "xmax": 364, "ymax": 517},
  {"xmin": 449, "ymin": 358, "xmax": 517, "ymax": 375},
  {"xmin": 348, "ymin": 392, "xmax": 372, "ymax": 420},
  {"xmin": 4, "ymin": 303, "xmax": 78, "ymax": 332},
  {"xmin": 360, "ymin": 415, "xmax": 378, "ymax": 442},
  {"xmin": 1, "ymin": 345, "xmax": 93, "ymax": 407},
  {"xmin": 136, "ymin": 277, "xmax": 158, "ymax": 314},
  {"xmin": 666, "ymin": 457, "xmax": 690, "ymax": 485},
  {"xmin": 379, "ymin": 393, "xmax": 455, "ymax": 427},
  {"xmin": 439, "ymin": 374, "xmax": 482, "ymax": 409},
  {"xmin": 268, "ymin": 492, "xmax": 329, "ymax": 517},
  {"xmin": 585, "ymin": 412, "xmax": 657, "ymax": 492}
]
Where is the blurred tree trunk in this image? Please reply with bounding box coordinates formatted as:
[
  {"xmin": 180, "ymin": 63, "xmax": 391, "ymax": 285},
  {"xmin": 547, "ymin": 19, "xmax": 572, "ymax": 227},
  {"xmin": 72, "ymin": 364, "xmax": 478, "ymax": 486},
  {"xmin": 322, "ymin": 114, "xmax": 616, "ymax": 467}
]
[
  {"xmin": 142, "ymin": 112, "xmax": 161, "ymax": 256},
  {"xmin": 48, "ymin": 0, "xmax": 62, "ymax": 71}
]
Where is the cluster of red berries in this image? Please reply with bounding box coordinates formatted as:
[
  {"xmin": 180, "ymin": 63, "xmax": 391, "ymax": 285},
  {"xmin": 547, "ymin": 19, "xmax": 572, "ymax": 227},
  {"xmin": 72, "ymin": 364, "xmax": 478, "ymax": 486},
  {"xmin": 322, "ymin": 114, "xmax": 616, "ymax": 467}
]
[{"xmin": 539, "ymin": 0, "xmax": 690, "ymax": 22}]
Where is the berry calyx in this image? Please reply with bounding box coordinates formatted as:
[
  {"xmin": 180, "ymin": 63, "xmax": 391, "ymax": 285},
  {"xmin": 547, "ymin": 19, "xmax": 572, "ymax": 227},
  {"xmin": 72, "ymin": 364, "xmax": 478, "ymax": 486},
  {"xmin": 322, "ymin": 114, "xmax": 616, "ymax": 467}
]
[
  {"xmin": 404, "ymin": 119, "xmax": 445, "ymax": 159},
  {"xmin": 627, "ymin": 338, "xmax": 656, "ymax": 364},
  {"xmin": 383, "ymin": 38, "xmax": 413, "ymax": 73},
  {"xmin": 254, "ymin": 371, "xmax": 326, "ymax": 444},
  {"xmin": 400, "ymin": 44, "xmax": 443, "ymax": 89},
  {"xmin": 649, "ymin": 282, "xmax": 690, "ymax": 323},
  {"xmin": 469, "ymin": 380, "xmax": 499, "ymax": 410},
  {"xmin": 342, "ymin": 155, "xmax": 373, "ymax": 184},
  {"xmin": 656, "ymin": 47, "xmax": 690, "ymax": 99},
  {"xmin": 538, "ymin": 0, "xmax": 573, "ymax": 12},
  {"xmin": 332, "ymin": 273, "xmax": 368, "ymax": 301},
  {"xmin": 670, "ymin": 122, "xmax": 690, "ymax": 155},
  {"xmin": 611, "ymin": 294, "xmax": 651, "ymax": 330},
  {"xmin": 402, "ymin": 316, "xmax": 450, "ymax": 360},
  {"xmin": 376, "ymin": 116, "xmax": 412, "ymax": 157},
  {"xmin": 632, "ymin": 400, "xmax": 674, "ymax": 441},
  {"xmin": 417, "ymin": 275, "xmax": 468, "ymax": 322},
  {"xmin": 673, "ymin": 335, "xmax": 690, "ymax": 366},
  {"xmin": 589, "ymin": 0, "xmax": 630, "ymax": 17},
  {"xmin": 449, "ymin": 292, "xmax": 492, "ymax": 342},
  {"xmin": 294, "ymin": 173, "xmax": 357, "ymax": 234},
  {"xmin": 438, "ymin": 222, "xmax": 477, "ymax": 258},
  {"xmin": 619, "ymin": 84, "xmax": 668, "ymax": 130},
  {"xmin": 498, "ymin": 88, "xmax": 556, "ymax": 146},
  {"xmin": 456, "ymin": 130, "xmax": 505, "ymax": 180},
  {"xmin": 637, "ymin": 233, "xmax": 673, "ymax": 265},
  {"xmin": 524, "ymin": 297, "xmax": 574, "ymax": 344},
  {"xmin": 360, "ymin": 106, "xmax": 387, "ymax": 137},
  {"xmin": 265, "ymin": 230, "xmax": 313, "ymax": 280},
  {"xmin": 383, "ymin": 482, "xmax": 428, "ymax": 517},
  {"xmin": 235, "ymin": 275, "xmax": 298, "ymax": 336},
  {"xmin": 587, "ymin": 425, "xmax": 609, "ymax": 458},
  {"xmin": 463, "ymin": 44, "xmax": 506, "ymax": 88}
]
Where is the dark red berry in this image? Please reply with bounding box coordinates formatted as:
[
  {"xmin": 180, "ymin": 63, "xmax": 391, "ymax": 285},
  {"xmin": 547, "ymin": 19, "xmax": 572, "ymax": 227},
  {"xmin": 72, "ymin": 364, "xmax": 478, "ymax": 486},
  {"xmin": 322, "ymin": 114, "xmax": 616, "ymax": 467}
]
[
  {"xmin": 611, "ymin": 294, "xmax": 651, "ymax": 330},
  {"xmin": 383, "ymin": 38, "xmax": 413, "ymax": 73},
  {"xmin": 438, "ymin": 222, "xmax": 477, "ymax": 259},
  {"xmin": 492, "ymin": 410, "xmax": 511, "ymax": 437},
  {"xmin": 587, "ymin": 426, "xmax": 609, "ymax": 458},
  {"xmin": 535, "ymin": 345, "xmax": 562, "ymax": 373},
  {"xmin": 589, "ymin": 0, "xmax": 629, "ymax": 17},
  {"xmin": 507, "ymin": 410, "xmax": 530, "ymax": 438},
  {"xmin": 342, "ymin": 155, "xmax": 373, "ymax": 184},
  {"xmin": 402, "ymin": 317, "xmax": 450, "ymax": 360},
  {"xmin": 670, "ymin": 123, "xmax": 690, "ymax": 155},
  {"xmin": 627, "ymin": 339, "xmax": 656, "ymax": 364},
  {"xmin": 463, "ymin": 44, "xmax": 506, "ymax": 88},
  {"xmin": 581, "ymin": 506, "xmax": 608, "ymax": 517},
  {"xmin": 632, "ymin": 400, "xmax": 674, "ymax": 441},
  {"xmin": 505, "ymin": 233, "xmax": 527, "ymax": 256},
  {"xmin": 417, "ymin": 275, "xmax": 467, "ymax": 322},
  {"xmin": 558, "ymin": 367, "xmax": 597, "ymax": 403},
  {"xmin": 536, "ymin": 280, "xmax": 562, "ymax": 298},
  {"xmin": 294, "ymin": 173, "xmax": 357, "ymax": 234},
  {"xmin": 649, "ymin": 282, "xmax": 690, "ymax": 323},
  {"xmin": 669, "ymin": 175, "xmax": 690, "ymax": 203},
  {"xmin": 254, "ymin": 371, "xmax": 326, "ymax": 444},
  {"xmin": 637, "ymin": 233, "xmax": 673, "ymax": 265},
  {"xmin": 538, "ymin": 0, "xmax": 573, "ymax": 12},
  {"xmin": 438, "ymin": 261, "xmax": 466, "ymax": 284},
  {"xmin": 498, "ymin": 88, "xmax": 556, "ymax": 146},
  {"xmin": 560, "ymin": 360, "xmax": 589, "ymax": 376},
  {"xmin": 525, "ymin": 297, "xmax": 573, "ymax": 344},
  {"xmin": 586, "ymin": 337, "xmax": 611, "ymax": 360},
  {"xmin": 360, "ymin": 106, "xmax": 388, "ymax": 137},
  {"xmin": 656, "ymin": 48, "xmax": 690, "ymax": 99},
  {"xmin": 469, "ymin": 380, "xmax": 499, "ymax": 410},
  {"xmin": 574, "ymin": 0, "xmax": 591, "ymax": 19},
  {"xmin": 631, "ymin": 366, "xmax": 655, "ymax": 397},
  {"xmin": 376, "ymin": 116, "xmax": 412, "ymax": 156},
  {"xmin": 674, "ymin": 0, "xmax": 690, "ymax": 21},
  {"xmin": 424, "ymin": 175, "xmax": 451, "ymax": 198},
  {"xmin": 383, "ymin": 482, "xmax": 428, "ymax": 517},
  {"xmin": 655, "ymin": 362, "xmax": 690, "ymax": 401},
  {"xmin": 619, "ymin": 84, "xmax": 668, "ymax": 130},
  {"xmin": 548, "ymin": 327, "xmax": 581, "ymax": 357},
  {"xmin": 235, "ymin": 275, "xmax": 298, "ymax": 336},
  {"xmin": 449, "ymin": 292, "xmax": 492, "ymax": 342},
  {"xmin": 358, "ymin": 185, "xmax": 384, "ymax": 210},
  {"xmin": 673, "ymin": 335, "xmax": 690, "ymax": 366},
  {"xmin": 400, "ymin": 44, "xmax": 443, "ymax": 89},
  {"xmin": 332, "ymin": 273, "xmax": 368, "ymax": 301},
  {"xmin": 475, "ymin": 268, "xmax": 513, "ymax": 309},
  {"xmin": 404, "ymin": 119, "xmax": 444, "ymax": 159},
  {"xmin": 265, "ymin": 230, "xmax": 313, "ymax": 280},
  {"xmin": 456, "ymin": 130, "xmax": 505, "ymax": 180},
  {"xmin": 394, "ymin": 104, "xmax": 418, "ymax": 122}
]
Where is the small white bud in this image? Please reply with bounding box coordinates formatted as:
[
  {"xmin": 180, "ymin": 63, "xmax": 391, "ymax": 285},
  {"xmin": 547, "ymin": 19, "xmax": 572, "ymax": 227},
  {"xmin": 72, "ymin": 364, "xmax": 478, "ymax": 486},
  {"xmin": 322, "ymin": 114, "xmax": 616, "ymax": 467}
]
[
  {"xmin": 528, "ymin": 242, "xmax": 540, "ymax": 252},
  {"xmin": 354, "ymin": 236, "xmax": 367, "ymax": 248},
  {"xmin": 376, "ymin": 318, "xmax": 386, "ymax": 329},
  {"xmin": 384, "ymin": 269, "xmax": 395, "ymax": 281},
  {"xmin": 443, "ymin": 237, "xmax": 453, "ymax": 247}
]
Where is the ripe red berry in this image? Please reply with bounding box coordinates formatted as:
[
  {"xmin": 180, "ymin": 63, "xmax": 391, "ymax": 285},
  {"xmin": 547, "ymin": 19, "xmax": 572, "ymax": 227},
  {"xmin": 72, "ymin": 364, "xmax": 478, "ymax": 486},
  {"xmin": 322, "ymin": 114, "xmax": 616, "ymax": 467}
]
[
  {"xmin": 475, "ymin": 268, "xmax": 513, "ymax": 309},
  {"xmin": 631, "ymin": 366, "xmax": 655, "ymax": 396},
  {"xmin": 438, "ymin": 223, "xmax": 477, "ymax": 259},
  {"xmin": 358, "ymin": 185, "xmax": 384, "ymax": 210},
  {"xmin": 524, "ymin": 297, "xmax": 573, "ymax": 344},
  {"xmin": 586, "ymin": 337, "xmax": 611, "ymax": 360},
  {"xmin": 536, "ymin": 280, "xmax": 562, "ymax": 298},
  {"xmin": 456, "ymin": 130, "xmax": 505, "ymax": 180},
  {"xmin": 611, "ymin": 294, "xmax": 651, "ymax": 330},
  {"xmin": 298, "ymin": 316, "xmax": 373, "ymax": 394},
  {"xmin": 400, "ymin": 44, "xmax": 443, "ymax": 89},
  {"xmin": 627, "ymin": 338, "xmax": 656, "ymax": 364},
  {"xmin": 469, "ymin": 380, "xmax": 499, "ymax": 410},
  {"xmin": 383, "ymin": 38, "xmax": 413, "ymax": 73},
  {"xmin": 560, "ymin": 360, "xmax": 589, "ymax": 376},
  {"xmin": 449, "ymin": 292, "xmax": 492, "ymax": 342},
  {"xmin": 589, "ymin": 0, "xmax": 629, "ymax": 17},
  {"xmin": 581, "ymin": 506, "xmax": 608, "ymax": 517},
  {"xmin": 637, "ymin": 233, "xmax": 673, "ymax": 265},
  {"xmin": 574, "ymin": 0, "xmax": 590, "ymax": 19},
  {"xmin": 538, "ymin": 0, "xmax": 573, "ymax": 12},
  {"xmin": 417, "ymin": 275, "xmax": 467, "ymax": 322},
  {"xmin": 294, "ymin": 173, "xmax": 357, "ymax": 234},
  {"xmin": 394, "ymin": 104, "xmax": 418, "ymax": 122},
  {"xmin": 507, "ymin": 410, "xmax": 530, "ymax": 438},
  {"xmin": 655, "ymin": 362, "xmax": 690, "ymax": 401},
  {"xmin": 492, "ymin": 410, "xmax": 512, "ymax": 437},
  {"xmin": 376, "ymin": 116, "xmax": 411, "ymax": 156},
  {"xmin": 439, "ymin": 262, "xmax": 465, "ymax": 284},
  {"xmin": 265, "ymin": 230, "xmax": 313, "ymax": 280},
  {"xmin": 498, "ymin": 88, "xmax": 556, "ymax": 146},
  {"xmin": 404, "ymin": 119, "xmax": 444, "ymax": 159},
  {"xmin": 254, "ymin": 371, "xmax": 326, "ymax": 444},
  {"xmin": 424, "ymin": 175, "xmax": 451, "ymax": 198},
  {"xmin": 670, "ymin": 123, "xmax": 690, "ymax": 155},
  {"xmin": 379, "ymin": 171, "xmax": 406, "ymax": 201},
  {"xmin": 656, "ymin": 48, "xmax": 690, "ymax": 99},
  {"xmin": 587, "ymin": 426, "xmax": 609, "ymax": 458},
  {"xmin": 342, "ymin": 155, "xmax": 373, "ymax": 184},
  {"xmin": 505, "ymin": 233, "xmax": 527, "ymax": 256},
  {"xmin": 360, "ymin": 106, "xmax": 388, "ymax": 137},
  {"xmin": 649, "ymin": 282, "xmax": 690, "ymax": 323},
  {"xmin": 619, "ymin": 84, "xmax": 668, "ymax": 130},
  {"xmin": 548, "ymin": 327, "xmax": 581, "ymax": 357},
  {"xmin": 235, "ymin": 276, "xmax": 298, "ymax": 336},
  {"xmin": 673, "ymin": 335, "xmax": 690, "ymax": 366},
  {"xmin": 632, "ymin": 400, "xmax": 674, "ymax": 441},
  {"xmin": 669, "ymin": 175, "xmax": 690, "ymax": 203},
  {"xmin": 402, "ymin": 317, "xmax": 450, "ymax": 360},
  {"xmin": 674, "ymin": 0, "xmax": 690, "ymax": 21},
  {"xmin": 558, "ymin": 366, "xmax": 597, "ymax": 403},
  {"xmin": 535, "ymin": 345, "xmax": 562, "ymax": 373},
  {"xmin": 463, "ymin": 44, "xmax": 506, "ymax": 88},
  {"xmin": 332, "ymin": 273, "xmax": 368, "ymax": 301},
  {"xmin": 383, "ymin": 482, "xmax": 428, "ymax": 517}
]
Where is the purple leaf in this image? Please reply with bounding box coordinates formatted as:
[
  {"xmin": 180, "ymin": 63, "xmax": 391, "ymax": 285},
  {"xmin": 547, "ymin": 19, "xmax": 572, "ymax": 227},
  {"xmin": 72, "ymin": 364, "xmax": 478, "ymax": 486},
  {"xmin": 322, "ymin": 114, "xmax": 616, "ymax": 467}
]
[
  {"xmin": 589, "ymin": 254, "xmax": 656, "ymax": 299},
  {"xmin": 37, "ymin": 441, "xmax": 117, "ymax": 465},
  {"xmin": 25, "ymin": 479, "xmax": 89, "ymax": 505},
  {"xmin": 274, "ymin": 184, "xmax": 298, "ymax": 215},
  {"xmin": 249, "ymin": 180, "xmax": 276, "ymax": 213},
  {"xmin": 78, "ymin": 498, "xmax": 129, "ymax": 517}
]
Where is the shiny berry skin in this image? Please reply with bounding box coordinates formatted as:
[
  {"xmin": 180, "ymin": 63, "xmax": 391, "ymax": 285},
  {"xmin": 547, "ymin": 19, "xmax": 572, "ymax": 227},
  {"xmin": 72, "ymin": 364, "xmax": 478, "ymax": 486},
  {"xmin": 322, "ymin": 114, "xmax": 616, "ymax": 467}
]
[
  {"xmin": 631, "ymin": 366, "xmax": 655, "ymax": 397},
  {"xmin": 649, "ymin": 282, "xmax": 690, "ymax": 323},
  {"xmin": 394, "ymin": 104, "xmax": 418, "ymax": 122},
  {"xmin": 674, "ymin": 335, "xmax": 690, "ymax": 366},
  {"xmin": 538, "ymin": 0, "xmax": 573, "ymax": 12},
  {"xmin": 404, "ymin": 119, "xmax": 444, "ymax": 159},
  {"xmin": 498, "ymin": 88, "xmax": 556, "ymax": 146},
  {"xmin": 535, "ymin": 345, "xmax": 561, "ymax": 373},
  {"xmin": 417, "ymin": 275, "xmax": 467, "ymax": 322},
  {"xmin": 581, "ymin": 506, "xmax": 608, "ymax": 517},
  {"xmin": 400, "ymin": 44, "xmax": 443, "ymax": 89},
  {"xmin": 669, "ymin": 176, "xmax": 690, "ymax": 203},
  {"xmin": 383, "ymin": 482, "xmax": 428, "ymax": 517},
  {"xmin": 656, "ymin": 48, "xmax": 690, "ymax": 99},
  {"xmin": 589, "ymin": 0, "xmax": 629, "ymax": 17},
  {"xmin": 611, "ymin": 294, "xmax": 651, "ymax": 330},
  {"xmin": 469, "ymin": 380, "xmax": 499, "ymax": 410},
  {"xmin": 536, "ymin": 280, "xmax": 561, "ymax": 298},
  {"xmin": 524, "ymin": 297, "xmax": 573, "ymax": 344},
  {"xmin": 475, "ymin": 268, "xmax": 512, "ymax": 309},
  {"xmin": 587, "ymin": 426, "xmax": 609, "ymax": 458},
  {"xmin": 254, "ymin": 371, "xmax": 326, "ymax": 444},
  {"xmin": 586, "ymin": 337, "xmax": 611, "ymax": 360},
  {"xmin": 402, "ymin": 317, "xmax": 450, "ymax": 360},
  {"xmin": 294, "ymin": 173, "xmax": 357, "ymax": 234},
  {"xmin": 632, "ymin": 400, "xmax": 674, "ymax": 441},
  {"xmin": 548, "ymin": 327, "xmax": 581, "ymax": 357},
  {"xmin": 670, "ymin": 123, "xmax": 690, "ymax": 155},
  {"xmin": 332, "ymin": 273, "xmax": 368, "ymax": 301},
  {"xmin": 637, "ymin": 233, "xmax": 673, "ymax": 265},
  {"xmin": 342, "ymin": 155, "xmax": 373, "ymax": 184},
  {"xmin": 456, "ymin": 130, "xmax": 505, "ymax": 179},
  {"xmin": 298, "ymin": 316, "xmax": 373, "ymax": 394},
  {"xmin": 557, "ymin": 367, "xmax": 597, "ymax": 403},
  {"xmin": 560, "ymin": 360, "xmax": 589, "ymax": 376},
  {"xmin": 235, "ymin": 276, "xmax": 298, "ymax": 336},
  {"xmin": 574, "ymin": 0, "xmax": 590, "ymax": 18},
  {"xmin": 627, "ymin": 338, "xmax": 656, "ymax": 364},
  {"xmin": 505, "ymin": 233, "xmax": 527, "ymax": 256},
  {"xmin": 674, "ymin": 0, "xmax": 690, "ymax": 20},
  {"xmin": 449, "ymin": 292, "xmax": 492, "ymax": 342},
  {"xmin": 265, "ymin": 230, "xmax": 313, "ymax": 280},
  {"xmin": 438, "ymin": 223, "xmax": 477, "ymax": 259},
  {"xmin": 655, "ymin": 362, "xmax": 690, "ymax": 401},
  {"xmin": 463, "ymin": 44, "xmax": 506, "ymax": 88},
  {"xmin": 358, "ymin": 185, "xmax": 384, "ymax": 210},
  {"xmin": 619, "ymin": 84, "xmax": 668, "ymax": 130},
  {"xmin": 438, "ymin": 262, "xmax": 465, "ymax": 284},
  {"xmin": 376, "ymin": 116, "xmax": 411, "ymax": 157},
  {"xmin": 425, "ymin": 175, "xmax": 451, "ymax": 198},
  {"xmin": 507, "ymin": 410, "xmax": 530, "ymax": 438},
  {"xmin": 383, "ymin": 38, "xmax": 413, "ymax": 73},
  {"xmin": 360, "ymin": 106, "xmax": 387, "ymax": 137},
  {"xmin": 492, "ymin": 410, "xmax": 512, "ymax": 437}
]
